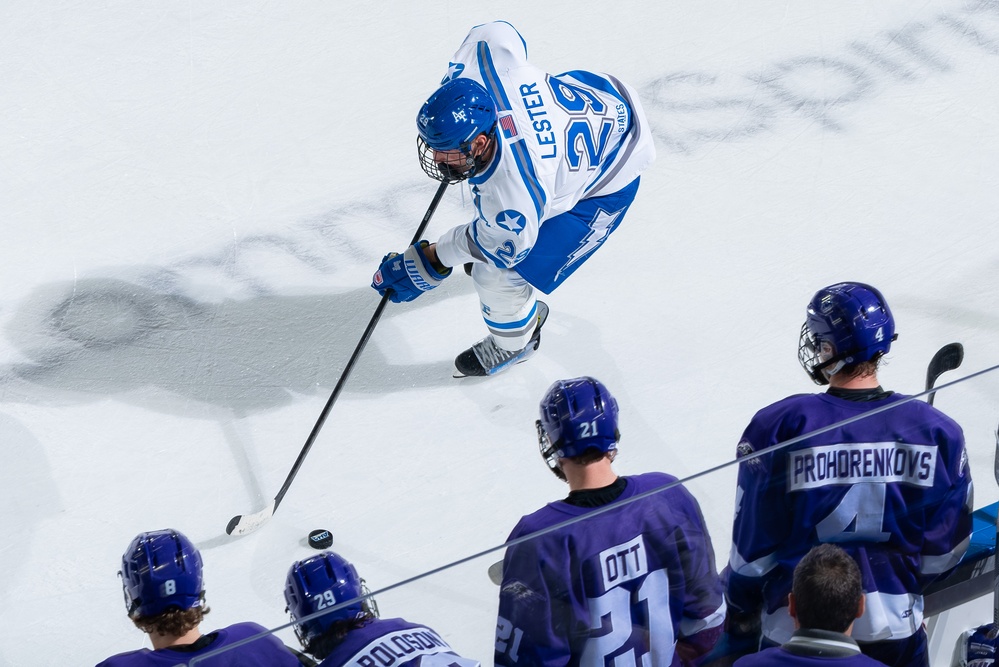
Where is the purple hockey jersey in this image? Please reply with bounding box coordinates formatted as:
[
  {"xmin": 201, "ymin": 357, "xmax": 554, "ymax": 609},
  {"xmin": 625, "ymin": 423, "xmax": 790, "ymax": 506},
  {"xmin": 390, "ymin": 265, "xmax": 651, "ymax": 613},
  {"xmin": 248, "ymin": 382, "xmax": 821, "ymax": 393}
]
[
  {"xmin": 316, "ymin": 617, "xmax": 479, "ymax": 667},
  {"xmin": 726, "ymin": 392, "xmax": 973, "ymax": 645},
  {"xmin": 96, "ymin": 621, "xmax": 303, "ymax": 666},
  {"xmin": 495, "ymin": 472, "xmax": 726, "ymax": 667}
]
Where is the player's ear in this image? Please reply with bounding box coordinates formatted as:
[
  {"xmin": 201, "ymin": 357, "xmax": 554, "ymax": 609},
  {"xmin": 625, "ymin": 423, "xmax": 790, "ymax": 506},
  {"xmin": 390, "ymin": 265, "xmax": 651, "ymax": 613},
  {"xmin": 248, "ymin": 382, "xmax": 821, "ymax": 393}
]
[
  {"xmin": 856, "ymin": 593, "xmax": 865, "ymax": 619},
  {"xmin": 472, "ymin": 133, "xmax": 491, "ymax": 155},
  {"xmin": 787, "ymin": 592, "xmax": 797, "ymax": 620}
]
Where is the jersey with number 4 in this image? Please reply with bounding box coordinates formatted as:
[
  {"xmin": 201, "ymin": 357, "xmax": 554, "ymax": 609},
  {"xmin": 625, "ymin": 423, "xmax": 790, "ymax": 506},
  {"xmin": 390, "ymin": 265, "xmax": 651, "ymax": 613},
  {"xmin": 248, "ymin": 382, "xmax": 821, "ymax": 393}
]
[
  {"xmin": 317, "ymin": 617, "xmax": 480, "ymax": 667},
  {"xmin": 726, "ymin": 392, "xmax": 973, "ymax": 645},
  {"xmin": 432, "ymin": 20, "xmax": 656, "ymax": 272},
  {"xmin": 495, "ymin": 472, "xmax": 726, "ymax": 667}
]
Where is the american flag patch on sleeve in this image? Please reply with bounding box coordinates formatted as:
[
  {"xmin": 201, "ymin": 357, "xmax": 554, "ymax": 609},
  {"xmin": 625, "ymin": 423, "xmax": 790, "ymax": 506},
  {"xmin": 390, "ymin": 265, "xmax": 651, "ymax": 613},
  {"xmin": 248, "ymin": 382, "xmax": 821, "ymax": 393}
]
[{"xmin": 499, "ymin": 114, "xmax": 518, "ymax": 139}]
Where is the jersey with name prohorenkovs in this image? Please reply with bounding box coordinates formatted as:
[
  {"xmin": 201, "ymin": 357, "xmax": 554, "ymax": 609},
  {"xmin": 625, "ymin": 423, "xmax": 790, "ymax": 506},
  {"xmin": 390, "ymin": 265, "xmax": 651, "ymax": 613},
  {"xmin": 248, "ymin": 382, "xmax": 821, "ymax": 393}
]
[
  {"xmin": 727, "ymin": 392, "xmax": 973, "ymax": 644},
  {"xmin": 495, "ymin": 472, "xmax": 725, "ymax": 667}
]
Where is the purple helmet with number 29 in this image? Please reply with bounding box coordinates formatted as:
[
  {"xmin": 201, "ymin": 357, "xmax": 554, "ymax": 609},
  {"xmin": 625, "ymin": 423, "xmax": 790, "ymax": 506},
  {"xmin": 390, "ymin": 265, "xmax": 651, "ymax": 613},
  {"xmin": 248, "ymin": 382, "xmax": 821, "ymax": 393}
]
[
  {"xmin": 537, "ymin": 376, "xmax": 621, "ymax": 480},
  {"xmin": 798, "ymin": 281, "xmax": 897, "ymax": 385},
  {"xmin": 284, "ymin": 551, "xmax": 377, "ymax": 649}
]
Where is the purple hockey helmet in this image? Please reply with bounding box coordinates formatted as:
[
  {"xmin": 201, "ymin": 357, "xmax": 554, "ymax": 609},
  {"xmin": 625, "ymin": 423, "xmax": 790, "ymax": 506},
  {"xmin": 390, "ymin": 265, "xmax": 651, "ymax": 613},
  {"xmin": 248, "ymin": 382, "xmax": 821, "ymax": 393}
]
[
  {"xmin": 284, "ymin": 551, "xmax": 376, "ymax": 648},
  {"xmin": 798, "ymin": 281, "xmax": 897, "ymax": 385},
  {"xmin": 120, "ymin": 529, "xmax": 204, "ymax": 619},
  {"xmin": 537, "ymin": 376, "xmax": 621, "ymax": 480}
]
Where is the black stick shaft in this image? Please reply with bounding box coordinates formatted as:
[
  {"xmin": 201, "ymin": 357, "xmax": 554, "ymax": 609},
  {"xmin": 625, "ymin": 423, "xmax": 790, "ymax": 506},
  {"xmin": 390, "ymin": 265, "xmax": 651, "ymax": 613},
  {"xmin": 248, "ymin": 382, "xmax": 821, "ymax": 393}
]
[{"xmin": 271, "ymin": 181, "xmax": 449, "ymax": 513}]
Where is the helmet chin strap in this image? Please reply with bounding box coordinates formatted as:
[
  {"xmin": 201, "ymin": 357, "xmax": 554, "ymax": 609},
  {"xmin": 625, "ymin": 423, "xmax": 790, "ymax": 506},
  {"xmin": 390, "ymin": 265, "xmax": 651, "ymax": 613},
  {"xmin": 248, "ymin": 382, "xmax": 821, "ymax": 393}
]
[
  {"xmin": 821, "ymin": 359, "xmax": 848, "ymax": 381},
  {"xmin": 436, "ymin": 149, "xmax": 486, "ymax": 181},
  {"xmin": 437, "ymin": 160, "xmax": 472, "ymax": 182},
  {"xmin": 811, "ymin": 353, "xmax": 854, "ymax": 384}
]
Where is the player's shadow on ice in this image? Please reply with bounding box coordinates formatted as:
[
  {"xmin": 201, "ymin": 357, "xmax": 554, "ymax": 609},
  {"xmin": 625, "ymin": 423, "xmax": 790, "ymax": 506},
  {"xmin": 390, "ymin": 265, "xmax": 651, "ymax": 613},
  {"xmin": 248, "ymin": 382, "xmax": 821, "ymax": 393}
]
[{"xmin": 0, "ymin": 277, "xmax": 458, "ymax": 417}]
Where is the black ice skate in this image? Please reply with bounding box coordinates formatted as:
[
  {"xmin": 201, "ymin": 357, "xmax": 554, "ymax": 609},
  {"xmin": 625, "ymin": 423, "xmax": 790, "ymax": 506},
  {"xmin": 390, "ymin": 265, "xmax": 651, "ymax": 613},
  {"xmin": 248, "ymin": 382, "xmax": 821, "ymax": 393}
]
[{"xmin": 453, "ymin": 301, "xmax": 549, "ymax": 378}]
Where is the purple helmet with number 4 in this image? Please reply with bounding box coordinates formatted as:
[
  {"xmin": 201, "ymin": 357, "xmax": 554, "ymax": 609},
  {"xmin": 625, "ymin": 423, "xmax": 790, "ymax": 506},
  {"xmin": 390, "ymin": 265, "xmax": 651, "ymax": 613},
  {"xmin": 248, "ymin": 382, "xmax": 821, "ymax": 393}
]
[
  {"xmin": 120, "ymin": 529, "xmax": 204, "ymax": 619},
  {"xmin": 537, "ymin": 376, "xmax": 621, "ymax": 480},
  {"xmin": 798, "ymin": 281, "xmax": 897, "ymax": 385}
]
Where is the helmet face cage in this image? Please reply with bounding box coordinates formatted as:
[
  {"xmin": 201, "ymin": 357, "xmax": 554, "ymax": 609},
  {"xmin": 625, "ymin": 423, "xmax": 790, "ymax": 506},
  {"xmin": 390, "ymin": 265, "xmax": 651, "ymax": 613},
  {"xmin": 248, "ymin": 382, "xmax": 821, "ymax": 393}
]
[
  {"xmin": 536, "ymin": 419, "xmax": 567, "ymax": 482},
  {"xmin": 417, "ymin": 136, "xmax": 476, "ymax": 184},
  {"xmin": 797, "ymin": 282, "xmax": 896, "ymax": 385},
  {"xmin": 798, "ymin": 323, "xmax": 832, "ymax": 385},
  {"xmin": 120, "ymin": 529, "xmax": 204, "ymax": 619},
  {"xmin": 285, "ymin": 553, "xmax": 377, "ymax": 648}
]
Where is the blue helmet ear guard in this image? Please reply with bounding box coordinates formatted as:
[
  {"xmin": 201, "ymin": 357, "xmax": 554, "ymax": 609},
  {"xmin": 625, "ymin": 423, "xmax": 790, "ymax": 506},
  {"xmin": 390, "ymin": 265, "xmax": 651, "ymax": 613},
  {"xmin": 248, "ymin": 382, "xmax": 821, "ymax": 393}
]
[
  {"xmin": 284, "ymin": 551, "xmax": 377, "ymax": 649},
  {"xmin": 537, "ymin": 376, "xmax": 621, "ymax": 480},
  {"xmin": 120, "ymin": 529, "xmax": 204, "ymax": 619},
  {"xmin": 798, "ymin": 281, "xmax": 898, "ymax": 385},
  {"xmin": 416, "ymin": 78, "xmax": 497, "ymax": 183}
]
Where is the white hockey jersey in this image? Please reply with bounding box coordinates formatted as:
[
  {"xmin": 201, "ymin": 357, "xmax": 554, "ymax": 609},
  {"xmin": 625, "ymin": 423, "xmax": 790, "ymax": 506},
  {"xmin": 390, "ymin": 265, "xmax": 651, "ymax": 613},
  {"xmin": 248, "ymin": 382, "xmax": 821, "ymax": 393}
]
[{"xmin": 432, "ymin": 21, "xmax": 656, "ymax": 271}]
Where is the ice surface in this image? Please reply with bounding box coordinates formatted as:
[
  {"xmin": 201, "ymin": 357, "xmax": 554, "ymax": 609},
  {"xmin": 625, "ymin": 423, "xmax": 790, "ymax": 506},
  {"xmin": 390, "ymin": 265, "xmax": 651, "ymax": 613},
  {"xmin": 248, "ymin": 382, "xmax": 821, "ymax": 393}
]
[{"xmin": 1, "ymin": 1, "xmax": 998, "ymax": 664}]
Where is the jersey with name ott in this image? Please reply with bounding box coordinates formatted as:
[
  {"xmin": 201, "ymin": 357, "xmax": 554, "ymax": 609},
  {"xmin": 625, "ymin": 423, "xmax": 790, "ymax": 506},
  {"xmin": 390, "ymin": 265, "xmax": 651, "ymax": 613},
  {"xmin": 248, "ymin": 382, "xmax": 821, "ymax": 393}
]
[
  {"xmin": 495, "ymin": 472, "xmax": 726, "ymax": 667},
  {"xmin": 726, "ymin": 391, "xmax": 973, "ymax": 644},
  {"xmin": 317, "ymin": 617, "xmax": 479, "ymax": 667},
  {"xmin": 96, "ymin": 622, "xmax": 303, "ymax": 666},
  {"xmin": 432, "ymin": 20, "xmax": 656, "ymax": 272}
]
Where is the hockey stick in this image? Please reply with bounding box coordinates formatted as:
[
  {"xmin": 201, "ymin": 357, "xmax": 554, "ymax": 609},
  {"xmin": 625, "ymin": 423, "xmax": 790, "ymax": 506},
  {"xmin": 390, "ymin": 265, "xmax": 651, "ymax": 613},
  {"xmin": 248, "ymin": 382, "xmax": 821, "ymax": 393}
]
[
  {"xmin": 226, "ymin": 181, "xmax": 450, "ymax": 536},
  {"xmin": 926, "ymin": 342, "xmax": 964, "ymax": 406}
]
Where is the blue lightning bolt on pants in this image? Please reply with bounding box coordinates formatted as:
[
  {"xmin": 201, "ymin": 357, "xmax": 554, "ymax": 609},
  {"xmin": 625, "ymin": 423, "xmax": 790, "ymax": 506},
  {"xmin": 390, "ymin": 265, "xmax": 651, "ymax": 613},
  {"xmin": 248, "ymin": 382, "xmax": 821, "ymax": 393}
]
[
  {"xmin": 471, "ymin": 177, "xmax": 640, "ymax": 352},
  {"xmin": 515, "ymin": 177, "xmax": 640, "ymax": 293}
]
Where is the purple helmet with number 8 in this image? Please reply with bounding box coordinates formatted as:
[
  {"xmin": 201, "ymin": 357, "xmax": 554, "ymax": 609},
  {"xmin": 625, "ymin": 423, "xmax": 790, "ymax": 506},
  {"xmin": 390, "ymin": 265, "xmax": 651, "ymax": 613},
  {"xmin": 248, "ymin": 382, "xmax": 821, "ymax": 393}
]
[
  {"xmin": 284, "ymin": 551, "xmax": 376, "ymax": 648},
  {"xmin": 798, "ymin": 281, "xmax": 897, "ymax": 385},
  {"xmin": 120, "ymin": 529, "xmax": 204, "ymax": 619},
  {"xmin": 537, "ymin": 376, "xmax": 621, "ymax": 480}
]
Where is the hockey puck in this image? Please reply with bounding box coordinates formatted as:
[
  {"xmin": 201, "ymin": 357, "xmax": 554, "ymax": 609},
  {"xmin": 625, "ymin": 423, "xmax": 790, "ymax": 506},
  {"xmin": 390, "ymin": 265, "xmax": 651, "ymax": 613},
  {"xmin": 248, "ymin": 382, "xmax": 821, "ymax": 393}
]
[{"xmin": 308, "ymin": 529, "xmax": 333, "ymax": 550}]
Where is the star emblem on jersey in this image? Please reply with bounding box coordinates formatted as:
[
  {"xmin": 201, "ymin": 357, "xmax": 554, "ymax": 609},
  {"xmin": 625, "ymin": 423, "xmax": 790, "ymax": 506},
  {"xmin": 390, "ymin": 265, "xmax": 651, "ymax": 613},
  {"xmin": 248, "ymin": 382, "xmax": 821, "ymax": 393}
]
[
  {"xmin": 495, "ymin": 209, "xmax": 526, "ymax": 234},
  {"xmin": 441, "ymin": 62, "xmax": 465, "ymax": 83}
]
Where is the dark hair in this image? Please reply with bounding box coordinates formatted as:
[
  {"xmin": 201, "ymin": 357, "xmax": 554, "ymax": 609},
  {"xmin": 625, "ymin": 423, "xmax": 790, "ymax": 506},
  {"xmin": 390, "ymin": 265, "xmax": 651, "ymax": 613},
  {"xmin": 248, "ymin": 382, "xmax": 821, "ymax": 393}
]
[
  {"xmin": 841, "ymin": 358, "xmax": 882, "ymax": 380},
  {"xmin": 306, "ymin": 612, "xmax": 376, "ymax": 660},
  {"xmin": 792, "ymin": 544, "xmax": 863, "ymax": 632},
  {"xmin": 567, "ymin": 448, "xmax": 614, "ymax": 466},
  {"xmin": 132, "ymin": 595, "xmax": 210, "ymax": 638}
]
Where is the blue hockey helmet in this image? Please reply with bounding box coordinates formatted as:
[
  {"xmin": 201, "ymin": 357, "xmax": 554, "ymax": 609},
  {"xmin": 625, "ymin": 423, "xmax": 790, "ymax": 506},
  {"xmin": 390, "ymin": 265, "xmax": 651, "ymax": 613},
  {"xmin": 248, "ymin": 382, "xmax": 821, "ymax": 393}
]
[
  {"xmin": 416, "ymin": 77, "xmax": 497, "ymax": 183},
  {"xmin": 120, "ymin": 529, "xmax": 204, "ymax": 619},
  {"xmin": 798, "ymin": 282, "xmax": 897, "ymax": 385},
  {"xmin": 537, "ymin": 376, "xmax": 621, "ymax": 480},
  {"xmin": 284, "ymin": 551, "xmax": 377, "ymax": 648}
]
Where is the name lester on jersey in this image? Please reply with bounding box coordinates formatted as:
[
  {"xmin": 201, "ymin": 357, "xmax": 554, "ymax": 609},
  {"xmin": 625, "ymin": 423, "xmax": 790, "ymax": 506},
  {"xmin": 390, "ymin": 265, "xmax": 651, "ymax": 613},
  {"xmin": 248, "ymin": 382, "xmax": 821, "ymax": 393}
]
[{"xmin": 787, "ymin": 441, "xmax": 937, "ymax": 491}]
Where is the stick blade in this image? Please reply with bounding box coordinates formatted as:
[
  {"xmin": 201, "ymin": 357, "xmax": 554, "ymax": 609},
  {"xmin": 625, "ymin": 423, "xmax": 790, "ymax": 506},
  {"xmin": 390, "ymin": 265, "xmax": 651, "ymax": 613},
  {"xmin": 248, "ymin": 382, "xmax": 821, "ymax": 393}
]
[
  {"xmin": 487, "ymin": 559, "xmax": 504, "ymax": 586},
  {"xmin": 926, "ymin": 342, "xmax": 964, "ymax": 390},
  {"xmin": 226, "ymin": 502, "xmax": 275, "ymax": 536},
  {"xmin": 926, "ymin": 342, "xmax": 964, "ymax": 406}
]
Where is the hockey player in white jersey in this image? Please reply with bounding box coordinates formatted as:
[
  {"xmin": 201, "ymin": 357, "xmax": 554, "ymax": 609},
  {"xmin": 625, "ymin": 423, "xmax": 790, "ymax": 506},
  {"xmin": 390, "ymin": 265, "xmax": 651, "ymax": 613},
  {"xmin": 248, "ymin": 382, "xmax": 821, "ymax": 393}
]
[{"xmin": 371, "ymin": 20, "xmax": 656, "ymax": 376}]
